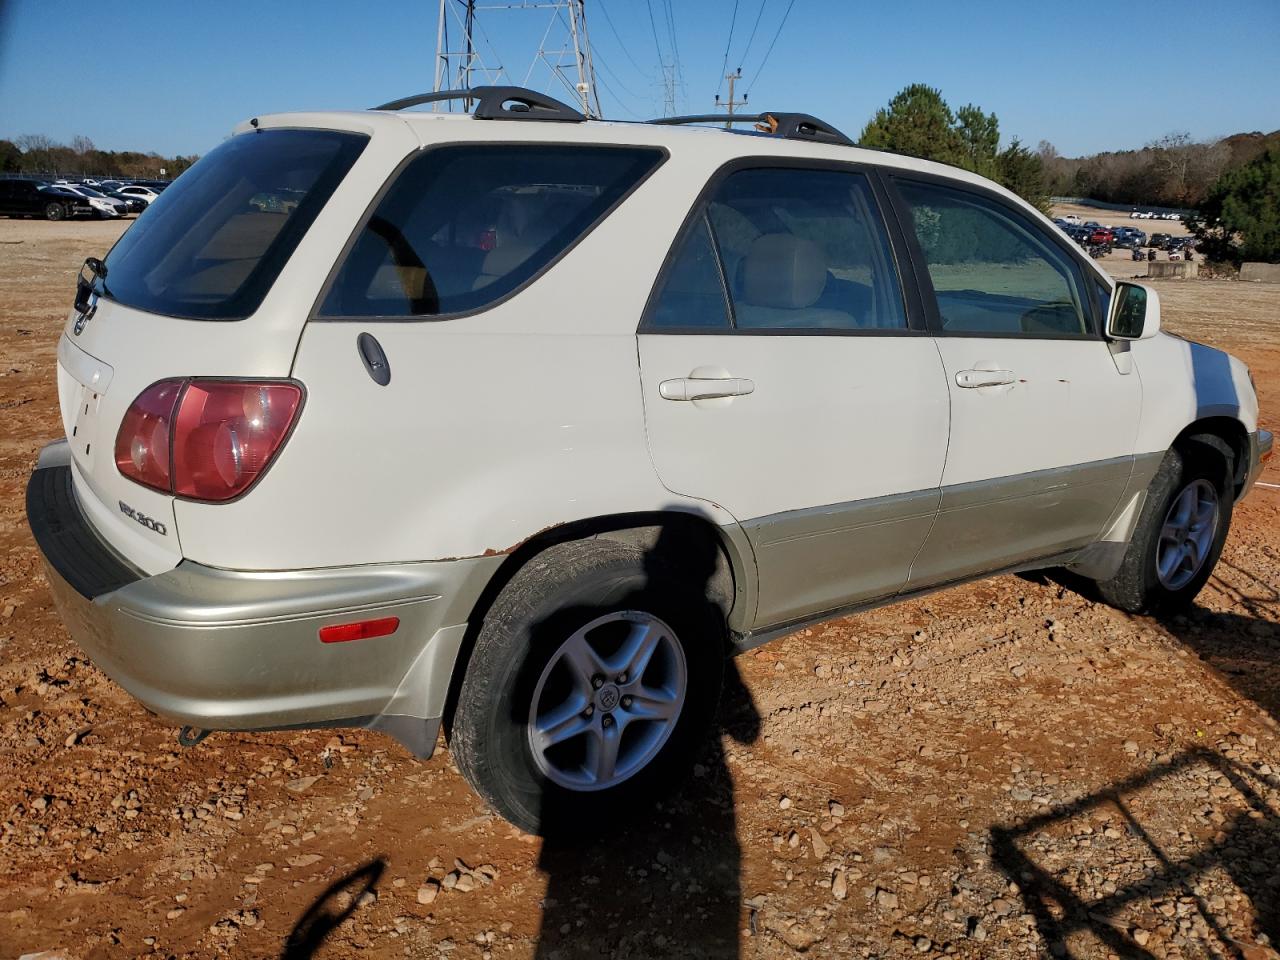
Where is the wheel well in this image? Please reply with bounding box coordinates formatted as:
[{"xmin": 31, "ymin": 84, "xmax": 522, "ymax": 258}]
[
  {"xmin": 1174, "ymin": 417, "xmax": 1249, "ymax": 495},
  {"xmin": 439, "ymin": 512, "xmax": 745, "ymax": 738}
]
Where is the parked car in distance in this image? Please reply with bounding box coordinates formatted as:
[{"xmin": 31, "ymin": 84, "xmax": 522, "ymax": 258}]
[
  {"xmin": 1150, "ymin": 233, "xmax": 1171, "ymax": 250},
  {"xmin": 116, "ymin": 184, "xmax": 160, "ymax": 205},
  {"xmin": 58, "ymin": 184, "xmax": 129, "ymax": 219},
  {"xmin": 0, "ymin": 178, "xmax": 93, "ymax": 220},
  {"xmin": 1087, "ymin": 226, "xmax": 1114, "ymax": 246},
  {"xmin": 100, "ymin": 189, "xmax": 147, "ymax": 214},
  {"xmin": 1061, "ymin": 214, "xmax": 1082, "ymax": 225},
  {"xmin": 26, "ymin": 88, "xmax": 1272, "ymax": 836}
]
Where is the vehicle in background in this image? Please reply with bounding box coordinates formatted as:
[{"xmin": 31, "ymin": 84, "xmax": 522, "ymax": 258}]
[
  {"xmin": 1087, "ymin": 226, "xmax": 1114, "ymax": 247},
  {"xmin": 116, "ymin": 185, "xmax": 160, "ymax": 206},
  {"xmin": 1112, "ymin": 227, "xmax": 1147, "ymax": 249},
  {"xmin": 1060, "ymin": 214, "xmax": 1082, "ymax": 225},
  {"xmin": 1149, "ymin": 233, "xmax": 1171, "ymax": 250},
  {"xmin": 58, "ymin": 185, "xmax": 129, "ymax": 219},
  {"xmin": 101, "ymin": 189, "xmax": 147, "ymax": 214},
  {"xmin": 0, "ymin": 179, "xmax": 93, "ymax": 220}
]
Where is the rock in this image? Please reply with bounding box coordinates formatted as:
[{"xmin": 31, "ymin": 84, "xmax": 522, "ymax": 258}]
[
  {"xmin": 286, "ymin": 776, "xmax": 321, "ymax": 793},
  {"xmin": 442, "ymin": 871, "xmax": 458, "ymax": 890},
  {"xmin": 455, "ymin": 874, "xmax": 477, "ymax": 893},
  {"xmin": 829, "ymin": 801, "xmax": 845, "ymax": 818},
  {"xmin": 779, "ymin": 796, "xmax": 792, "ymax": 810},
  {"xmin": 417, "ymin": 882, "xmax": 440, "ymax": 905},
  {"xmin": 915, "ymin": 936, "xmax": 932, "ymax": 952},
  {"xmin": 811, "ymin": 829, "xmax": 830, "ymax": 860},
  {"xmin": 875, "ymin": 888, "xmax": 898, "ymax": 910},
  {"xmin": 1133, "ymin": 929, "xmax": 1150, "ymax": 946},
  {"xmin": 1123, "ymin": 741, "xmax": 1139, "ymax": 754},
  {"xmin": 831, "ymin": 870, "xmax": 847, "ymax": 901},
  {"xmin": 991, "ymin": 898, "xmax": 1015, "ymax": 916},
  {"xmin": 288, "ymin": 854, "xmax": 322, "ymax": 868}
]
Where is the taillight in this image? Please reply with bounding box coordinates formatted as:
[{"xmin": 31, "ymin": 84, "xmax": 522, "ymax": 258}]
[
  {"xmin": 114, "ymin": 379, "xmax": 182, "ymax": 492},
  {"xmin": 115, "ymin": 379, "xmax": 302, "ymax": 502}
]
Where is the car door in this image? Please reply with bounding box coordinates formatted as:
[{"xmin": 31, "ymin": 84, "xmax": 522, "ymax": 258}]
[
  {"xmin": 637, "ymin": 162, "xmax": 950, "ymax": 629},
  {"xmin": 0, "ymin": 181, "xmax": 14, "ymax": 215},
  {"xmin": 887, "ymin": 175, "xmax": 1141, "ymax": 587}
]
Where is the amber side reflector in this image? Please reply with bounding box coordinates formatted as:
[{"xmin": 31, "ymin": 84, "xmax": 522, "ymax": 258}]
[{"xmin": 319, "ymin": 617, "xmax": 400, "ymax": 644}]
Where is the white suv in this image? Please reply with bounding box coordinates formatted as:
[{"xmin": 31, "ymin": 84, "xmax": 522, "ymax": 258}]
[{"xmin": 28, "ymin": 88, "xmax": 1271, "ymax": 835}]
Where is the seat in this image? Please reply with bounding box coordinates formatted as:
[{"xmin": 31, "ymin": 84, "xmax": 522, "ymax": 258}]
[{"xmin": 733, "ymin": 233, "xmax": 855, "ymax": 329}]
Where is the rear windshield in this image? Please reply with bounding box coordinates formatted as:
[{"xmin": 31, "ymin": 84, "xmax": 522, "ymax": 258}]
[
  {"xmin": 100, "ymin": 129, "xmax": 367, "ymax": 320},
  {"xmin": 317, "ymin": 144, "xmax": 664, "ymax": 319}
]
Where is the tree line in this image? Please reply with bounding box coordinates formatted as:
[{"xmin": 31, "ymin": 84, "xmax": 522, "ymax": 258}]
[
  {"xmin": 0, "ymin": 134, "xmax": 198, "ymax": 180},
  {"xmin": 1036, "ymin": 130, "xmax": 1280, "ymax": 210}
]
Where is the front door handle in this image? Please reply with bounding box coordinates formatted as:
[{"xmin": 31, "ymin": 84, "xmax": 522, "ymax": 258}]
[
  {"xmin": 659, "ymin": 377, "xmax": 755, "ymax": 401},
  {"xmin": 955, "ymin": 368, "xmax": 1016, "ymax": 389}
]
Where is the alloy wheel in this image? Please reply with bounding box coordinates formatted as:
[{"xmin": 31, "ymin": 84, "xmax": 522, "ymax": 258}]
[{"xmin": 527, "ymin": 610, "xmax": 687, "ymax": 792}]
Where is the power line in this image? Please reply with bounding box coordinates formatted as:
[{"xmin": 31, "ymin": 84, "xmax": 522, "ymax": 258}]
[
  {"xmin": 716, "ymin": 0, "xmax": 741, "ymax": 97},
  {"xmin": 644, "ymin": 0, "xmax": 666, "ymax": 66},
  {"xmin": 745, "ymin": 0, "xmax": 798, "ymax": 95},
  {"xmin": 595, "ymin": 0, "xmax": 651, "ymax": 78},
  {"xmin": 736, "ymin": 0, "xmax": 769, "ymax": 71}
]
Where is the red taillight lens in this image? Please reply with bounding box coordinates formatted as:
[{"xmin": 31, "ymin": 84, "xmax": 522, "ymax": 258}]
[
  {"xmin": 115, "ymin": 379, "xmax": 302, "ymax": 502},
  {"xmin": 114, "ymin": 379, "xmax": 183, "ymax": 492}
]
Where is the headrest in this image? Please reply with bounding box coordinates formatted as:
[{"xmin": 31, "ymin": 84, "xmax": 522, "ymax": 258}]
[{"xmin": 741, "ymin": 234, "xmax": 827, "ymax": 309}]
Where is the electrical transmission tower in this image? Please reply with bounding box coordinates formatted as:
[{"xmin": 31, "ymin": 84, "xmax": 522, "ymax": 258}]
[
  {"xmin": 432, "ymin": 0, "xmax": 603, "ymax": 118},
  {"xmin": 714, "ymin": 67, "xmax": 747, "ymax": 127}
]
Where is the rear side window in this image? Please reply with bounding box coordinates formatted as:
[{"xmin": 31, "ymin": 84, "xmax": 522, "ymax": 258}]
[
  {"xmin": 646, "ymin": 166, "xmax": 907, "ymax": 332},
  {"xmin": 319, "ymin": 144, "xmax": 664, "ymax": 319},
  {"xmin": 101, "ymin": 129, "xmax": 367, "ymax": 320}
]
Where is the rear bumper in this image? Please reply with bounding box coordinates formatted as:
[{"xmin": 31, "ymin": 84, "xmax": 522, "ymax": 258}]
[{"xmin": 27, "ymin": 443, "xmax": 502, "ymax": 757}]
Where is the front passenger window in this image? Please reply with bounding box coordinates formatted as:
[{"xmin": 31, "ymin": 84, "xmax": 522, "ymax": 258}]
[{"xmin": 896, "ymin": 180, "xmax": 1091, "ymax": 336}]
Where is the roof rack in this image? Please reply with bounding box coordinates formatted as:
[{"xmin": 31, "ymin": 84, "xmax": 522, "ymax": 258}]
[
  {"xmin": 649, "ymin": 112, "xmax": 854, "ymax": 147},
  {"xmin": 372, "ymin": 86, "xmax": 585, "ymax": 123}
]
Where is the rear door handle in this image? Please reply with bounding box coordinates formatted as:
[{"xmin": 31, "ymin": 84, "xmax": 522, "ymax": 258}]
[
  {"xmin": 659, "ymin": 377, "xmax": 755, "ymax": 401},
  {"xmin": 955, "ymin": 369, "xmax": 1016, "ymax": 388}
]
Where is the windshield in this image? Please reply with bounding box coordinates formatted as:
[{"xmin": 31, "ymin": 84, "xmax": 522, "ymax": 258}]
[{"xmin": 100, "ymin": 128, "xmax": 366, "ymax": 320}]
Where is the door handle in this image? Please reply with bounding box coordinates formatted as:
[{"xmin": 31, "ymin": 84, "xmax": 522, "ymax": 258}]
[
  {"xmin": 955, "ymin": 368, "xmax": 1016, "ymax": 389},
  {"xmin": 659, "ymin": 377, "xmax": 755, "ymax": 401}
]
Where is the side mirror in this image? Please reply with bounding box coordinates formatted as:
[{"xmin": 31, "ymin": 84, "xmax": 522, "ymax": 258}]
[{"xmin": 1106, "ymin": 281, "xmax": 1161, "ymax": 340}]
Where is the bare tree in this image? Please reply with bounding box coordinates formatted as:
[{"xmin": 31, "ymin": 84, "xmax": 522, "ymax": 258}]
[{"xmin": 70, "ymin": 135, "xmax": 96, "ymax": 156}]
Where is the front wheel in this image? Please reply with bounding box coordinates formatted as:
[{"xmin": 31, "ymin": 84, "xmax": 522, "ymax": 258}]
[
  {"xmin": 44, "ymin": 202, "xmax": 65, "ymax": 221},
  {"xmin": 1096, "ymin": 446, "xmax": 1233, "ymax": 614},
  {"xmin": 449, "ymin": 539, "xmax": 725, "ymax": 836}
]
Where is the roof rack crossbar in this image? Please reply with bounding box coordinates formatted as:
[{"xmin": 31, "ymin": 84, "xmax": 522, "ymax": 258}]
[
  {"xmin": 649, "ymin": 112, "xmax": 854, "ymax": 147},
  {"xmin": 372, "ymin": 86, "xmax": 585, "ymax": 123}
]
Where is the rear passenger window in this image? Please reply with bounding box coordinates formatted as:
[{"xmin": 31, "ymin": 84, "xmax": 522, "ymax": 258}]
[
  {"xmin": 319, "ymin": 145, "xmax": 663, "ymax": 318},
  {"xmin": 896, "ymin": 180, "xmax": 1092, "ymax": 337},
  {"xmin": 646, "ymin": 166, "xmax": 906, "ymax": 332}
]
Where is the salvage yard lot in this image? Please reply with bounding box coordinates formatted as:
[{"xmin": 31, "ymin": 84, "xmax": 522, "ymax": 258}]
[{"xmin": 1, "ymin": 218, "xmax": 1278, "ymax": 959}]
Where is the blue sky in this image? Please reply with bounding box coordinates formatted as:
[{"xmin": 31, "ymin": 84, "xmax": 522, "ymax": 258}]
[{"xmin": 1, "ymin": 0, "xmax": 1277, "ymax": 159}]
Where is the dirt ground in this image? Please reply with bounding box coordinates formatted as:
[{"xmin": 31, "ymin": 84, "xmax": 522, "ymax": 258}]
[{"xmin": 1, "ymin": 217, "xmax": 1278, "ymax": 960}]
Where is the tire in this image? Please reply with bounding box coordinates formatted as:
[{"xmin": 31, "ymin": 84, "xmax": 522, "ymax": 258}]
[
  {"xmin": 44, "ymin": 202, "xmax": 65, "ymax": 222},
  {"xmin": 1096, "ymin": 444, "xmax": 1233, "ymax": 614},
  {"xmin": 450, "ymin": 538, "xmax": 725, "ymax": 836}
]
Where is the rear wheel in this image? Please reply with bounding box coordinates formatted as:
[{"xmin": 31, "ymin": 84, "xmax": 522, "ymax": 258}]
[
  {"xmin": 450, "ymin": 538, "xmax": 724, "ymax": 836},
  {"xmin": 44, "ymin": 202, "xmax": 65, "ymax": 222},
  {"xmin": 1096, "ymin": 445, "xmax": 1233, "ymax": 614}
]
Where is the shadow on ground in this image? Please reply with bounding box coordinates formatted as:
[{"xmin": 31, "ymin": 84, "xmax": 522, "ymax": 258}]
[{"xmin": 990, "ymin": 748, "xmax": 1279, "ymax": 959}]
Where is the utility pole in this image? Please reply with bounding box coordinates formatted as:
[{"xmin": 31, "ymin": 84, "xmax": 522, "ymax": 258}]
[
  {"xmin": 714, "ymin": 68, "xmax": 747, "ymax": 127},
  {"xmin": 431, "ymin": 0, "xmax": 602, "ymax": 119}
]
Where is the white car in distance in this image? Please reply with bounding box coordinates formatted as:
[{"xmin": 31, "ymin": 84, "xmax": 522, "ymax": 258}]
[
  {"xmin": 26, "ymin": 87, "xmax": 1272, "ymax": 836},
  {"xmin": 116, "ymin": 184, "xmax": 160, "ymax": 205}
]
